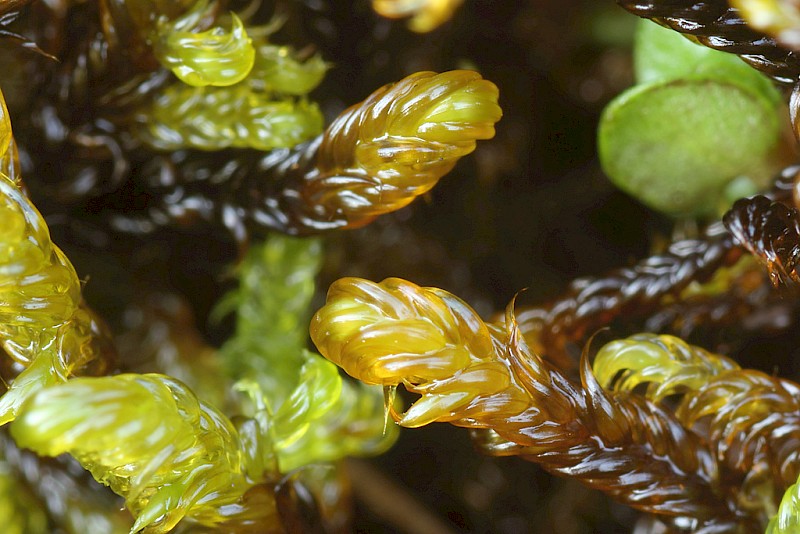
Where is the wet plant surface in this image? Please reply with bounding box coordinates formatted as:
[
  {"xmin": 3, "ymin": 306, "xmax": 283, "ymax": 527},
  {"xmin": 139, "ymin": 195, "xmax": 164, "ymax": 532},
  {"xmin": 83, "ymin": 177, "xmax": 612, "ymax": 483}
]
[{"xmin": 4, "ymin": 1, "xmax": 800, "ymax": 533}]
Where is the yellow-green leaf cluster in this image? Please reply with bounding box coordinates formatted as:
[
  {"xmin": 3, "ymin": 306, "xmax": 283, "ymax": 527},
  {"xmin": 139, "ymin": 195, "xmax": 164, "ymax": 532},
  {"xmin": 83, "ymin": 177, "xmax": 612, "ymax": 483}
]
[
  {"xmin": 139, "ymin": 37, "xmax": 325, "ymax": 152},
  {"xmin": 154, "ymin": 13, "xmax": 255, "ymax": 87},
  {"xmin": 0, "ymin": 130, "xmax": 113, "ymax": 425},
  {"xmin": 217, "ymin": 236, "xmax": 396, "ymax": 472},
  {"xmin": 215, "ymin": 236, "xmax": 325, "ymax": 402},
  {"xmin": 10, "ymin": 374, "xmax": 280, "ymax": 534},
  {"xmin": 124, "ymin": 0, "xmax": 329, "ymax": 152},
  {"xmin": 106, "ymin": 1, "xmax": 256, "ymax": 86},
  {"xmin": 593, "ymin": 333, "xmax": 739, "ymax": 402}
]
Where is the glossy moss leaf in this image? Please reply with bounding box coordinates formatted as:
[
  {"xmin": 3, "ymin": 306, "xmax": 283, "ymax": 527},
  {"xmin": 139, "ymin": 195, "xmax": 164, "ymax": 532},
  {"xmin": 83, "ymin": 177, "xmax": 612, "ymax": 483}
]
[
  {"xmin": 593, "ymin": 334, "xmax": 739, "ymax": 402},
  {"xmin": 141, "ymin": 92, "xmax": 323, "ymax": 151},
  {"xmin": 310, "ymin": 277, "xmax": 726, "ymax": 521},
  {"xmin": 107, "ymin": 71, "xmax": 502, "ymax": 238},
  {"xmin": 236, "ymin": 353, "xmax": 394, "ymax": 473},
  {"xmin": 598, "ymin": 76, "xmax": 780, "ymax": 216},
  {"xmin": 634, "ymin": 19, "xmax": 781, "ymax": 106},
  {"xmin": 0, "ymin": 173, "xmax": 80, "ymax": 334},
  {"xmin": 0, "ymin": 88, "xmax": 10, "ymax": 165},
  {"xmin": 155, "ymin": 14, "xmax": 255, "ymax": 87},
  {"xmin": 0, "ymin": 171, "xmax": 115, "ymax": 424},
  {"xmin": 10, "ymin": 374, "xmax": 281, "ymax": 533},
  {"xmin": 267, "ymin": 355, "xmax": 342, "ymax": 450},
  {"xmin": 139, "ymin": 35, "xmax": 327, "ymax": 151},
  {"xmin": 768, "ymin": 474, "xmax": 800, "ymax": 533},
  {"xmin": 0, "ymin": 89, "xmax": 19, "ymax": 185},
  {"xmin": 0, "ymin": 98, "xmax": 91, "ymax": 423},
  {"xmin": 311, "ymin": 277, "xmax": 800, "ymax": 530},
  {"xmin": 276, "ymin": 385, "xmax": 394, "ymax": 472},
  {"xmin": 307, "ymin": 70, "xmax": 502, "ymax": 221},
  {"xmin": 723, "ymin": 195, "xmax": 800, "ymax": 287},
  {"xmin": 216, "ymin": 237, "xmax": 396, "ymax": 472}
]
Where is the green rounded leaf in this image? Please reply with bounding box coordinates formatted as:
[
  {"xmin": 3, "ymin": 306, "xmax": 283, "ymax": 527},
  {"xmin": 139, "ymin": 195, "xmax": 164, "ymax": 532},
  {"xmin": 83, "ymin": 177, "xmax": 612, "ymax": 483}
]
[
  {"xmin": 634, "ymin": 20, "xmax": 780, "ymax": 106},
  {"xmin": 598, "ymin": 77, "xmax": 780, "ymax": 216}
]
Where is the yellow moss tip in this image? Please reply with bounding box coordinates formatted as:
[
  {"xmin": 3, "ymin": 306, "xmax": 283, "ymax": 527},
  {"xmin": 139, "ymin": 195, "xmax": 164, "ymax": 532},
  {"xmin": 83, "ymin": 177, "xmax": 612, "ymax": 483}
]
[
  {"xmin": 376, "ymin": 70, "xmax": 503, "ymax": 146},
  {"xmin": 372, "ymin": 0, "xmax": 465, "ymax": 33},
  {"xmin": 159, "ymin": 14, "xmax": 256, "ymax": 87},
  {"xmin": 311, "ymin": 278, "xmax": 491, "ymax": 385}
]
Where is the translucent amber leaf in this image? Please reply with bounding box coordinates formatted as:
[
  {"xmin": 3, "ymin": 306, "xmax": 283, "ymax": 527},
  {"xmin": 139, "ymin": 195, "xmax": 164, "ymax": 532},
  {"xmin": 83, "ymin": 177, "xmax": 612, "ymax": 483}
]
[{"xmin": 311, "ymin": 277, "xmax": 499, "ymax": 397}]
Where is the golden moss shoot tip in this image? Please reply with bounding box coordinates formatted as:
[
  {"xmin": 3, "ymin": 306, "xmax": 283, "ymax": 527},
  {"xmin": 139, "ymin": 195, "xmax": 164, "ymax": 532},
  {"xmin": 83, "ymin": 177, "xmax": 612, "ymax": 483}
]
[
  {"xmin": 372, "ymin": 0, "xmax": 465, "ymax": 32},
  {"xmin": 310, "ymin": 70, "xmax": 502, "ymax": 223}
]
